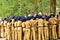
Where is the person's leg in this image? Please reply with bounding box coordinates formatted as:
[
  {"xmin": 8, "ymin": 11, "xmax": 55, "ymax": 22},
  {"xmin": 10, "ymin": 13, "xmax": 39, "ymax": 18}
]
[
  {"xmin": 44, "ymin": 27, "xmax": 49, "ymax": 40},
  {"xmin": 18, "ymin": 27, "xmax": 22, "ymax": 40},
  {"xmin": 7, "ymin": 29, "xmax": 10, "ymax": 40},
  {"xmin": 15, "ymin": 28, "xmax": 18, "ymax": 40},
  {"xmin": 58, "ymin": 24, "xmax": 60, "ymax": 38},
  {"xmin": 11, "ymin": 27, "xmax": 14, "ymax": 40},
  {"xmin": 41, "ymin": 27, "xmax": 44, "ymax": 40},
  {"xmin": 38, "ymin": 27, "xmax": 42, "ymax": 40},
  {"xmin": 32, "ymin": 27, "xmax": 37, "ymax": 40},
  {"xmin": 49, "ymin": 25, "xmax": 52, "ymax": 40},
  {"xmin": 27, "ymin": 29, "xmax": 31, "ymax": 40},
  {"xmin": 52, "ymin": 25, "xmax": 57, "ymax": 40}
]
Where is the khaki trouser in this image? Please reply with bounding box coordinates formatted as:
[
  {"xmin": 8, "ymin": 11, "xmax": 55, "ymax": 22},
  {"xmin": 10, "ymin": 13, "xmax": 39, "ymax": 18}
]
[
  {"xmin": 38, "ymin": 27, "xmax": 44, "ymax": 40},
  {"xmin": 31, "ymin": 27, "xmax": 37, "ymax": 40},
  {"xmin": 18, "ymin": 27, "xmax": 22, "ymax": 40},
  {"xmin": 44, "ymin": 27, "xmax": 49, "ymax": 40},
  {"xmin": 52, "ymin": 25, "xmax": 57, "ymax": 39},
  {"xmin": 23, "ymin": 28, "xmax": 25, "ymax": 40},
  {"xmin": 4, "ymin": 27, "xmax": 7, "ymax": 38},
  {"xmin": 1, "ymin": 27, "xmax": 4, "ymax": 38},
  {"xmin": 5, "ymin": 27, "xmax": 8, "ymax": 39},
  {"xmin": 58, "ymin": 24, "xmax": 60, "ymax": 38},
  {"xmin": 24, "ymin": 28, "xmax": 31, "ymax": 40},
  {"xmin": 15, "ymin": 27, "xmax": 18, "ymax": 40},
  {"xmin": 11, "ymin": 27, "xmax": 14, "ymax": 40},
  {"xmin": 49, "ymin": 25, "xmax": 57, "ymax": 39},
  {"xmin": 6, "ymin": 28, "xmax": 11, "ymax": 40}
]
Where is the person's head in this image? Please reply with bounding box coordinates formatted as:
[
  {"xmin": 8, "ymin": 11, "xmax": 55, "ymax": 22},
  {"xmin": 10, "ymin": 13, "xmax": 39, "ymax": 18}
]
[
  {"xmin": 22, "ymin": 18, "xmax": 26, "ymax": 22},
  {"xmin": 46, "ymin": 16, "xmax": 50, "ymax": 21},
  {"xmin": 26, "ymin": 16, "xmax": 31, "ymax": 21},
  {"xmin": 16, "ymin": 16, "xmax": 22, "ymax": 21},
  {"xmin": 36, "ymin": 14, "xmax": 42, "ymax": 19},
  {"xmin": 42, "ymin": 15, "xmax": 47, "ymax": 19},
  {"xmin": 4, "ymin": 18, "xmax": 7, "ymax": 21},
  {"xmin": 50, "ymin": 14, "xmax": 55, "ymax": 18},
  {"xmin": 30, "ymin": 16, "xmax": 35, "ymax": 20}
]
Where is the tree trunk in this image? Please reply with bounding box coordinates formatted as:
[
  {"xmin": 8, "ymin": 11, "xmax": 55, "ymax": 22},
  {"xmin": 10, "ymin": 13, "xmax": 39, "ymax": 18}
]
[
  {"xmin": 50, "ymin": 0, "xmax": 56, "ymax": 14},
  {"xmin": 32, "ymin": 0, "xmax": 38, "ymax": 14}
]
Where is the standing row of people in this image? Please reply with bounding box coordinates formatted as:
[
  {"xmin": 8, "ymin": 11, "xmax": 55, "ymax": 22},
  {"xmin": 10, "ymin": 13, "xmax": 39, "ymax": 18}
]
[{"xmin": 0, "ymin": 13, "xmax": 60, "ymax": 40}]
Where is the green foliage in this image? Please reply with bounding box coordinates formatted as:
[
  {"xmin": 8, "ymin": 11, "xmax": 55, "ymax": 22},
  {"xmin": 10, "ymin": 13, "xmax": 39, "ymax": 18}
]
[{"xmin": 0, "ymin": 0, "xmax": 60, "ymax": 18}]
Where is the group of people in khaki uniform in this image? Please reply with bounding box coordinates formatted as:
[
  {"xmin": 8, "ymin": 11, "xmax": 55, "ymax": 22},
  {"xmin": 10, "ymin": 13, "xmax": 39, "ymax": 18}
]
[{"xmin": 0, "ymin": 12, "xmax": 60, "ymax": 40}]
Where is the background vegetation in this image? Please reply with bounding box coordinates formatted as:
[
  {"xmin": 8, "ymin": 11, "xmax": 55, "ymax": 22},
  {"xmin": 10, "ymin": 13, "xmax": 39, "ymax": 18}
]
[{"xmin": 0, "ymin": 0, "xmax": 60, "ymax": 18}]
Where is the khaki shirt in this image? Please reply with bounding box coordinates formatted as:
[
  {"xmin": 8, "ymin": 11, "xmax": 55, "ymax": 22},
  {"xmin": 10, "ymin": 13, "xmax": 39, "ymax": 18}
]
[
  {"xmin": 0, "ymin": 21, "xmax": 3, "ymax": 28},
  {"xmin": 25, "ymin": 20, "xmax": 31, "ymax": 28},
  {"xmin": 17, "ymin": 21, "xmax": 22, "ymax": 27},
  {"xmin": 37, "ymin": 19, "xmax": 43, "ymax": 27},
  {"xmin": 3, "ymin": 21, "xmax": 7, "ymax": 27},
  {"xmin": 22, "ymin": 22, "xmax": 25, "ymax": 28},
  {"xmin": 14, "ymin": 21, "xmax": 17, "ymax": 27},
  {"xmin": 30, "ymin": 19, "xmax": 37, "ymax": 27},
  {"xmin": 7, "ymin": 22, "xmax": 11, "ymax": 29},
  {"xmin": 49, "ymin": 17, "xmax": 57, "ymax": 25},
  {"xmin": 43, "ymin": 19, "xmax": 49, "ymax": 27},
  {"xmin": 11, "ymin": 19, "xmax": 14, "ymax": 25},
  {"xmin": 22, "ymin": 22, "xmax": 26, "ymax": 32}
]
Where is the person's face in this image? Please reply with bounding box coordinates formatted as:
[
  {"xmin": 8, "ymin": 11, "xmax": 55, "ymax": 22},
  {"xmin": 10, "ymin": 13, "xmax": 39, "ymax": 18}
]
[
  {"xmin": 32, "ymin": 18, "xmax": 34, "ymax": 20},
  {"xmin": 51, "ymin": 16, "xmax": 54, "ymax": 18},
  {"xmin": 36, "ymin": 18, "xmax": 39, "ymax": 20},
  {"xmin": 43, "ymin": 16, "xmax": 46, "ymax": 19}
]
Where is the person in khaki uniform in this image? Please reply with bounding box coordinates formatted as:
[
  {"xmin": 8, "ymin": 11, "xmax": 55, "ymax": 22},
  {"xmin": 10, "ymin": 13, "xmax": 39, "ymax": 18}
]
[
  {"xmin": 11, "ymin": 17, "xmax": 15, "ymax": 40},
  {"xmin": 37, "ymin": 15, "xmax": 44, "ymax": 40},
  {"xmin": 14, "ymin": 16, "xmax": 18, "ymax": 40},
  {"xmin": 24, "ymin": 16, "xmax": 31, "ymax": 40},
  {"xmin": 57, "ymin": 12, "xmax": 60, "ymax": 38},
  {"xmin": 3, "ymin": 18, "xmax": 8, "ymax": 38},
  {"xmin": 22, "ymin": 22, "xmax": 25, "ymax": 40},
  {"xmin": 6, "ymin": 20, "xmax": 11, "ymax": 40},
  {"xmin": 0, "ymin": 21, "xmax": 2, "ymax": 37},
  {"xmin": 30, "ymin": 16, "xmax": 37, "ymax": 40},
  {"xmin": 43, "ymin": 16, "xmax": 49, "ymax": 40},
  {"xmin": 0, "ymin": 20, "xmax": 4, "ymax": 38},
  {"xmin": 49, "ymin": 14, "xmax": 57, "ymax": 40},
  {"xmin": 16, "ymin": 16, "xmax": 22, "ymax": 40},
  {"xmin": 14, "ymin": 21, "xmax": 18, "ymax": 40},
  {"xmin": 1, "ymin": 18, "xmax": 7, "ymax": 38},
  {"xmin": 22, "ymin": 18, "xmax": 26, "ymax": 40}
]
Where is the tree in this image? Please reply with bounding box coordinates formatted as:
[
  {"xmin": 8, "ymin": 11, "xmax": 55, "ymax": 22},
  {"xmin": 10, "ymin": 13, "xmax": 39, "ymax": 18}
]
[{"xmin": 50, "ymin": 0, "xmax": 56, "ymax": 14}]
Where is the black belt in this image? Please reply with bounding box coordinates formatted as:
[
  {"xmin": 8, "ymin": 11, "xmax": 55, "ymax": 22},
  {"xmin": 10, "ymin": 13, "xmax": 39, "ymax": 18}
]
[
  {"xmin": 16, "ymin": 26, "xmax": 22, "ymax": 27},
  {"xmin": 31, "ymin": 26, "xmax": 37, "ymax": 27},
  {"xmin": 44, "ymin": 26, "xmax": 48, "ymax": 27},
  {"xmin": 37, "ymin": 26, "xmax": 43, "ymax": 28},
  {"xmin": 50, "ymin": 24, "xmax": 57, "ymax": 25},
  {"xmin": 22, "ymin": 27, "xmax": 26, "ymax": 28},
  {"xmin": 25, "ymin": 27, "xmax": 31, "ymax": 29}
]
